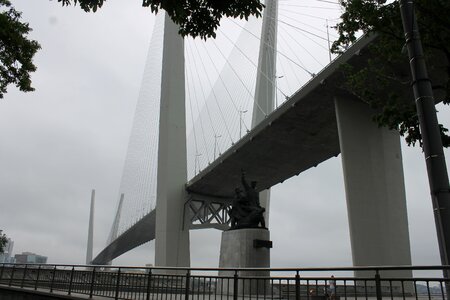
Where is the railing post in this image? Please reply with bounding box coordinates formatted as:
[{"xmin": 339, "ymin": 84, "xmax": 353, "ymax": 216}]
[
  {"xmin": 233, "ymin": 270, "xmax": 239, "ymax": 300},
  {"xmin": 295, "ymin": 271, "xmax": 301, "ymax": 300},
  {"xmin": 0, "ymin": 264, "xmax": 5, "ymax": 283},
  {"xmin": 9, "ymin": 264, "xmax": 15, "ymax": 286},
  {"xmin": 115, "ymin": 268, "xmax": 121, "ymax": 300},
  {"xmin": 185, "ymin": 270, "xmax": 191, "ymax": 300},
  {"xmin": 34, "ymin": 265, "xmax": 41, "ymax": 290},
  {"xmin": 375, "ymin": 270, "xmax": 382, "ymax": 300},
  {"xmin": 89, "ymin": 267, "xmax": 96, "ymax": 298},
  {"xmin": 146, "ymin": 269, "xmax": 153, "ymax": 300},
  {"xmin": 68, "ymin": 266, "xmax": 75, "ymax": 295},
  {"xmin": 50, "ymin": 265, "xmax": 57, "ymax": 293},
  {"xmin": 21, "ymin": 264, "xmax": 27, "ymax": 288}
]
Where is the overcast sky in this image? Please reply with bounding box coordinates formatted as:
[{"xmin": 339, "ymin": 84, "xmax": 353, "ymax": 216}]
[{"xmin": 0, "ymin": 0, "xmax": 448, "ymax": 271}]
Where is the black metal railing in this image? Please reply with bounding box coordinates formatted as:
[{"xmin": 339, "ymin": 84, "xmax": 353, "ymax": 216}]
[{"xmin": 0, "ymin": 264, "xmax": 448, "ymax": 300}]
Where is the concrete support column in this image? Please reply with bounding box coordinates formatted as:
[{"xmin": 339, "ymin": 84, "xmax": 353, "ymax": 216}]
[
  {"xmin": 154, "ymin": 13, "xmax": 190, "ymax": 268},
  {"xmin": 334, "ymin": 96, "xmax": 412, "ymax": 277}
]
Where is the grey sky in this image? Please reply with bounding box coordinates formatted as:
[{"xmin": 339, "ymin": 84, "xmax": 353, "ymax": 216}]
[{"xmin": 0, "ymin": 0, "xmax": 447, "ymax": 269}]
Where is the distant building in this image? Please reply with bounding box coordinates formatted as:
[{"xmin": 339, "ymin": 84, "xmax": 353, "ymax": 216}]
[
  {"xmin": 0, "ymin": 238, "xmax": 14, "ymax": 263},
  {"xmin": 14, "ymin": 252, "xmax": 47, "ymax": 264}
]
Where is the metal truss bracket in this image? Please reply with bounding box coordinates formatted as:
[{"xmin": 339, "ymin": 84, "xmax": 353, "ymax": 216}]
[{"xmin": 184, "ymin": 192, "xmax": 233, "ymax": 231}]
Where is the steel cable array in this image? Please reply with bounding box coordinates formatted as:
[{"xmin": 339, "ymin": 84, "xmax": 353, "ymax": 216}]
[{"xmin": 108, "ymin": 0, "xmax": 343, "ymax": 245}]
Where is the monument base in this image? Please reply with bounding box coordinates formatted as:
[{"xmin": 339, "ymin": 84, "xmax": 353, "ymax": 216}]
[{"xmin": 218, "ymin": 228, "xmax": 271, "ymax": 295}]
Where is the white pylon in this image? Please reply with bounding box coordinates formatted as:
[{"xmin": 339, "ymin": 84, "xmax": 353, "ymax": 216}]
[
  {"xmin": 252, "ymin": 0, "xmax": 279, "ymax": 227},
  {"xmin": 154, "ymin": 12, "xmax": 190, "ymax": 268},
  {"xmin": 86, "ymin": 189, "xmax": 95, "ymax": 265}
]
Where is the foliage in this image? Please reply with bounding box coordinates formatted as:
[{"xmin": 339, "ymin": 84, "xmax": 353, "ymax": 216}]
[
  {"xmin": 57, "ymin": 0, "xmax": 264, "ymax": 39},
  {"xmin": 332, "ymin": 0, "xmax": 450, "ymax": 147},
  {"xmin": 0, "ymin": 230, "xmax": 7, "ymax": 254},
  {"xmin": 0, "ymin": 0, "xmax": 41, "ymax": 99}
]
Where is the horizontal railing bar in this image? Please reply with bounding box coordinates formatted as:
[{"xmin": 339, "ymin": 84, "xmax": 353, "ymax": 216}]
[{"xmin": 1, "ymin": 263, "xmax": 450, "ymax": 272}]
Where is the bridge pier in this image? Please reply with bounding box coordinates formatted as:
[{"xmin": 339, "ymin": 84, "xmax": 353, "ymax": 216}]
[
  {"xmin": 334, "ymin": 96, "xmax": 412, "ymax": 278},
  {"xmin": 154, "ymin": 13, "xmax": 190, "ymax": 268}
]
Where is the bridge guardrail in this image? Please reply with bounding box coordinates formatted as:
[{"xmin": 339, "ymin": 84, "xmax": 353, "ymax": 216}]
[{"xmin": 0, "ymin": 264, "xmax": 449, "ymax": 300}]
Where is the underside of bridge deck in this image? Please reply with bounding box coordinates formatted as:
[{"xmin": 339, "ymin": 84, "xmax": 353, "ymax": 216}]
[
  {"xmin": 185, "ymin": 34, "xmax": 436, "ymax": 198},
  {"xmin": 92, "ymin": 210, "xmax": 155, "ymax": 265}
]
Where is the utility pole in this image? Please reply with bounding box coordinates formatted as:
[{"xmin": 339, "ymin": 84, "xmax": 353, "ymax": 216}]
[
  {"xmin": 238, "ymin": 110, "xmax": 248, "ymax": 139},
  {"xmin": 214, "ymin": 134, "xmax": 221, "ymax": 160},
  {"xmin": 195, "ymin": 152, "xmax": 202, "ymax": 175},
  {"xmin": 326, "ymin": 19, "xmax": 332, "ymax": 63},
  {"xmin": 399, "ymin": 0, "xmax": 450, "ymax": 283}
]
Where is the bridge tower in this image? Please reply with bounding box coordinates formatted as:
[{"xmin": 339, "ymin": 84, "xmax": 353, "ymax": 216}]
[
  {"xmin": 252, "ymin": 0, "xmax": 278, "ymax": 226},
  {"xmin": 86, "ymin": 189, "xmax": 95, "ymax": 264},
  {"xmin": 154, "ymin": 13, "xmax": 190, "ymax": 268}
]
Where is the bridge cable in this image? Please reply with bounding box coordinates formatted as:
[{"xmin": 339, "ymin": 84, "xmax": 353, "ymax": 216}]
[
  {"xmin": 210, "ymin": 39, "xmax": 262, "ymax": 117},
  {"xmin": 229, "ymin": 20, "xmax": 315, "ymax": 77},
  {"xmin": 198, "ymin": 41, "xmax": 251, "ymax": 140},
  {"xmin": 281, "ymin": 28, "xmax": 324, "ymax": 67},
  {"xmin": 185, "ymin": 65, "xmax": 200, "ymax": 171},
  {"xmin": 185, "ymin": 42, "xmax": 215, "ymax": 164},
  {"xmin": 189, "ymin": 41, "xmax": 235, "ymax": 146},
  {"xmin": 279, "ymin": 13, "xmax": 338, "ymax": 40}
]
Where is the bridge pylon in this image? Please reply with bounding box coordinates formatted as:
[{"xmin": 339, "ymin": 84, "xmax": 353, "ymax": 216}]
[
  {"xmin": 86, "ymin": 189, "xmax": 95, "ymax": 265},
  {"xmin": 154, "ymin": 12, "xmax": 190, "ymax": 268},
  {"xmin": 251, "ymin": 0, "xmax": 278, "ymax": 227}
]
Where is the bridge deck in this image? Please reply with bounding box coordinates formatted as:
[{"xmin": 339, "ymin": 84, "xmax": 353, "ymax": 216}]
[
  {"xmin": 186, "ymin": 33, "xmax": 448, "ymax": 198},
  {"xmin": 186, "ymin": 35, "xmax": 406, "ymax": 197},
  {"xmin": 94, "ymin": 34, "xmax": 447, "ymax": 263}
]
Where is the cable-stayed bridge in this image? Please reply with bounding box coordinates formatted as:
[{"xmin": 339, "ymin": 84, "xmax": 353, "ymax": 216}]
[{"xmin": 90, "ymin": 0, "xmax": 446, "ymax": 272}]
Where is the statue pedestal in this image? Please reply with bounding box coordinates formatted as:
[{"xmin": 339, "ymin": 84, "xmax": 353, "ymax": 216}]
[{"xmin": 218, "ymin": 228, "xmax": 271, "ymax": 295}]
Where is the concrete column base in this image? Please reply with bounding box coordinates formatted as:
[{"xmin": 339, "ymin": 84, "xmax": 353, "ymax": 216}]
[{"xmin": 218, "ymin": 228, "xmax": 271, "ymax": 295}]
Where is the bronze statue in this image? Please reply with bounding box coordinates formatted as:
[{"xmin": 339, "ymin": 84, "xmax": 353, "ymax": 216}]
[{"xmin": 229, "ymin": 171, "xmax": 266, "ymax": 229}]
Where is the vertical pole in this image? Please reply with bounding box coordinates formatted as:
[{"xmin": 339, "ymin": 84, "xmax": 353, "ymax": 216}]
[
  {"xmin": 9, "ymin": 265, "xmax": 15, "ymax": 286},
  {"xmin": 214, "ymin": 134, "xmax": 221, "ymax": 160},
  {"xmin": 146, "ymin": 269, "xmax": 153, "ymax": 300},
  {"xmin": 398, "ymin": 0, "xmax": 450, "ymax": 282},
  {"xmin": 89, "ymin": 267, "xmax": 96, "ymax": 298},
  {"xmin": 184, "ymin": 270, "xmax": 191, "ymax": 300},
  {"xmin": 233, "ymin": 270, "xmax": 239, "ymax": 300},
  {"xmin": 375, "ymin": 271, "xmax": 382, "ymax": 300},
  {"xmin": 239, "ymin": 110, "xmax": 247, "ymax": 139},
  {"xmin": 115, "ymin": 268, "xmax": 121, "ymax": 300},
  {"xmin": 50, "ymin": 265, "xmax": 57, "ymax": 293},
  {"xmin": 68, "ymin": 266, "xmax": 75, "ymax": 295},
  {"xmin": 34, "ymin": 265, "xmax": 41, "ymax": 290},
  {"xmin": 86, "ymin": 189, "xmax": 95, "ymax": 265},
  {"xmin": 326, "ymin": 19, "xmax": 332, "ymax": 63},
  {"xmin": 0, "ymin": 264, "xmax": 4, "ymax": 283},
  {"xmin": 21, "ymin": 264, "xmax": 27, "ymax": 288},
  {"xmin": 295, "ymin": 271, "xmax": 301, "ymax": 300}
]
